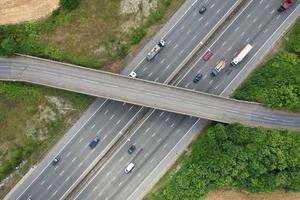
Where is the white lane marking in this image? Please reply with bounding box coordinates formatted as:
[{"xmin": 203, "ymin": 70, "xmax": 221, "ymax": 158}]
[
  {"xmin": 148, "ymin": 72, "xmax": 153, "ymax": 77},
  {"xmin": 203, "ymin": 74, "xmax": 208, "ymax": 80},
  {"xmin": 150, "ymin": 158, "xmax": 155, "ymax": 163},
  {"xmin": 179, "ymin": 50, "xmax": 184, "ymax": 55},
  {"xmin": 111, "ymin": 176, "xmax": 116, "ymax": 182},
  {"xmin": 59, "ymin": 170, "xmax": 65, "ymax": 176},
  {"xmin": 216, "ymin": 8, "xmax": 221, "ymax": 14},
  {"xmin": 110, "ymin": 114, "xmax": 115, "ymax": 120},
  {"xmin": 185, "ymin": 82, "xmax": 190, "ymax": 87},
  {"xmin": 246, "ymin": 14, "xmax": 251, "ymax": 19},
  {"xmin": 160, "ymin": 59, "xmax": 165, "ymax": 64},
  {"xmin": 144, "ymin": 153, "xmax": 149, "ymax": 158},
  {"xmin": 173, "ymin": 44, "xmax": 178, "ymax": 49},
  {"xmin": 157, "ymin": 138, "xmax": 162, "ymax": 143},
  {"xmin": 186, "ymin": 29, "xmax": 191, "ymax": 35},
  {"xmin": 72, "ymin": 157, "xmax": 77, "ymax": 163},
  {"xmin": 151, "ymin": 132, "xmax": 157, "ymax": 137},
  {"xmin": 210, "ymin": 3, "xmax": 215, "ymax": 8},
  {"xmin": 65, "ymin": 176, "xmax": 70, "ymax": 183},
  {"xmin": 104, "ymin": 109, "xmax": 109, "ymax": 115},
  {"xmin": 51, "ymin": 190, "xmax": 57, "ymax": 197},
  {"xmin": 263, "ymin": 28, "xmax": 268, "ymax": 34},
  {"xmin": 227, "ymin": 46, "xmax": 233, "ymax": 51},
  {"xmin": 180, "ymin": 25, "xmax": 185, "ymax": 30},
  {"xmin": 159, "ymin": 111, "xmax": 164, "ymax": 117},
  {"xmin": 204, "ymin": 22, "xmax": 209, "ymax": 27},
  {"xmin": 118, "ymin": 182, "xmax": 123, "ymax": 187},
  {"xmin": 192, "ymin": 35, "xmax": 197, "ymax": 41},
  {"xmin": 41, "ymin": 180, "xmax": 46, "ymax": 185},
  {"xmin": 129, "ymin": 105, "xmax": 134, "ymax": 111},
  {"xmin": 265, "ymin": 4, "xmax": 269, "ymax": 9},
  {"xmin": 234, "ymin": 27, "xmax": 239, "ymax": 32},
  {"xmin": 253, "ymin": 17, "xmax": 257, "ymax": 23},
  {"xmin": 166, "ymin": 64, "xmax": 170, "ymax": 69},
  {"xmin": 47, "ymin": 184, "xmax": 52, "ymax": 190},
  {"xmin": 193, "ymin": 12, "xmax": 197, "ymax": 17},
  {"xmin": 91, "ymin": 124, "xmax": 95, "ymax": 129},
  {"xmin": 154, "ymin": 77, "xmax": 159, "ymax": 82},
  {"xmin": 92, "ymin": 186, "xmax": 98, "ymax": 192},
  {"xmin": 165, "ymin": 117, "xmax": 170, "ymax": 122},
  {"xmin": 103, "ymin": 135, "xmax": 108, "ymax": 140},
  {"xmin": 163, "ymin": 143, "xmax": 168, "ymax": 148},
  {"xmin": 122, "ymin": 102, "xmax": 126, "ymax": 106},
  {"xmin": 78, "ymin": 162, "xmax": 83, "ymax": 168},
  {"xmin": 170, "ymin": 123, "xmax": 175, "ymax": 128},
  {"xmin": 270, "ymin": 9, "xmax": 275, "ymax": 14},
  {"xmin": 105, "ymin": 171, "xmax": 111, "ymax": 177},
  {"xmin": 222, "ymin": 41, "xmax": 227, "ymax": 46},
  {"xmin": 241, "ymin": 31, "xmax": 245, "ymax": 37},
  {"xmin": 258, "ymin": 24, "xmax": 262, "ymax": 29},
  {"xmin": 78, "ymin": 138, "xmax": 83, "ymax": 144},
  {"xmin": 209, "ymin": 80, "xmax": 213, "ymax": 85},
  {"xmin": 116, "ymin": 119, "xmax": 121, "ymax": 125},
  {"xmin": 124, "ymin": 187, "xmax": 128, "ymax": 192},
  {"xmin": 167, "ymin": 40, "xmax": 172, "ymax": 45},
  {"xmin": 142, "ymin": 67, "xmax": 148, "ymax": 72},
  {"xmin": 215, "ymin": 84, "xmax": 220, "ymax": 90},
  {"xmin": 198, "ymin": 16, "xmax": 203, "ymax": 22},
  {"xmin": 146, "ymin": 127, "xmax": 150, "ymax": 133},
  {"xmin": 66, "ymin": 152, "xmax": 71, "ymax": 157},
  {"xmin": 119, "ymin": 156, "xmax": 124, "ymax": 162},
  {"xmin": 259, "ymin": 0, "xmax": 263, "ymax": 4}
]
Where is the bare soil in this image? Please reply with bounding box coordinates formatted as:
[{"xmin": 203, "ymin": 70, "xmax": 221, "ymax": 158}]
[
  {"xmin": 205, "ymin": 190, "xmax": 300, "ymax": 200},
  {"xmin": 0, "ymin": 0, "xmax": 59, "ymax": 25}
]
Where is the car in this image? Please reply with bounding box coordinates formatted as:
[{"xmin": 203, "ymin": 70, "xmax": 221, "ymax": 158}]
[
  {"xmin": 52, "ymin": 157, "xmax": 60, "ymax": 166},
  {"xmin": 193, "ymin": 73, "xmax": 203, "ymax": 83},
  {"xmin": 129, "ymin": 71, "xmax": 137, "ymax": 78},
  {"xmin": 199, "ymin": 6, "xmax": 207, "ymax": 14},
  {"xmin": 127, "ymin": 145, "xmax": 136, "ymax": 154},
  {"xmin": 89, "ymin": 137, "xmax": 100, "ymax": 149},
  {"xmin": 202, "ymin": 50, "xmax": 214, "ymax": 61},
  {"xmin": 125, "ymin": 162, "xmax": 135, "ymax": 173}
]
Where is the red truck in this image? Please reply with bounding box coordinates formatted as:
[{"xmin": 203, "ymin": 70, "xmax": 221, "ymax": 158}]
[{"xmin": 278, "ymin": 0, "xmax": 293, "ymax": 12}]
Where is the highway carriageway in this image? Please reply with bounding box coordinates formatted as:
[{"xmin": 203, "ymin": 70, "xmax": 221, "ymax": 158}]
[{"xmin": 0, "ymin": 55, "xmax": 299, "ymax": 131}]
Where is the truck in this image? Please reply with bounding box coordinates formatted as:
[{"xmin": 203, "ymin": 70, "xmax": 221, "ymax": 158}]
[
  {"xmin": 278, "ymin": 0, "xmax": 293, "ymax": 12},
  {"xmin": 230, "ymin": 44, "xmax": 253, "ymax": 66},
  {"xmin": 146, "ymin": 39, "xmax": 166, "ymax": 61},
  {"xmin": 211, "ymin": 58, "xmax": 227, "ymax": 76}
]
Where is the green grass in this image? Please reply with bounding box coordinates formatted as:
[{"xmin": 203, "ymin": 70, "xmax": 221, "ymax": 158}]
[
  {"xmin": 234, "ymin": 19, "xmax": 300, "ymax": 112},
  {"xmin": 0, "ymin": 81, "xmax": 93, "ymax": 197},
  {"xmin": 144, "ymin": 123, "xmax": 300, "ymax": 200},
  {"xmin": 0, "ymin": 0, "xmax": 185, "ymax": 71}
]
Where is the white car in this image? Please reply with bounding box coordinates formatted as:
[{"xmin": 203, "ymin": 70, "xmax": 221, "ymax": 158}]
[
  {"xmin": 129, "ymin": 71, "xmax": 137, "ymax": 78},
  {"xmin": 125, "ymin": 162, "xmax": 135, "ymax": 173}
]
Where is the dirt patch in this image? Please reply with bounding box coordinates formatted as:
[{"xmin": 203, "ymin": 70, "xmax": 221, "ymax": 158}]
[
  {"xmin": 0, "ymin": 0, "xmax": 59, "ymax": 25},
  {"xmin": 205, "ymin": 190, "xmax": 300, "ymax": 200}
]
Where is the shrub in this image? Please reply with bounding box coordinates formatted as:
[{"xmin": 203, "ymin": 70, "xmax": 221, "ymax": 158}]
[{"xmin": 60, "ymin": 0, "xmax": 80, "ymax": 11}]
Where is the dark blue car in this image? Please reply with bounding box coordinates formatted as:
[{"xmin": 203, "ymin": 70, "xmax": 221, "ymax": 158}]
[{"xmin": 89, "ymin": 137, "xmax": 100, "ymax": 149}]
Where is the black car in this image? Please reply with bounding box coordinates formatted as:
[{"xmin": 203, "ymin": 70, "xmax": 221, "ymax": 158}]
[
  {"xmin": 89, "ymin": 137, "xmax": 100, "ymax": 149},
  {"xmin": 199, "ymin": 6, "xmax": 207, "ymax": 14},
  {"xmin": 52, "ymin": 157, "xmax": 60, "ymax": 166},
  {"xmin": 193, "ymin": 73, "xmax": 203, "ymax": 83},
  {"xmin": 127, "ymin": 145, "xmax": 136, "ymax": 154}
]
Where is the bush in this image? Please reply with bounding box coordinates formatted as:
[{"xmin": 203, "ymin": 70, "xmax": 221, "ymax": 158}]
[
  {"xmin": 60, "ymin": 0, "xmax": 80, "ymax": 11},
  {"xmin": 146, "ymin": 124, "xmax": 300, "ymax": 200},
  {"xmin": 131, "ymin": 28, "xmax": 146, "ymax": 45}
]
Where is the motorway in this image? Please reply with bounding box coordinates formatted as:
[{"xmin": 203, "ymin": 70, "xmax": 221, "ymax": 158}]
[
  {"xmin": 0, "ymin": 56, "xmax": 300, "ymax": 130},
  {"xmin": 5, "ymin": 1, "xmax": 243, "ymax": 199},
  {"xmin": 70, "ymin": 1, "xmax": 300, "ymax": 200}
]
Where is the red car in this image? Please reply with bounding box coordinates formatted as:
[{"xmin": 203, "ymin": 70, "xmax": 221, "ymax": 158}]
[{"xmin": 202, "ymin": 50, "xmax": 214, "ymax": 61}]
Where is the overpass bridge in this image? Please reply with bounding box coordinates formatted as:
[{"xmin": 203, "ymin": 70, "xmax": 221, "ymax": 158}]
[{"xmin": 0, "ymin": 55, "xmax": 299, "ymax": 131}]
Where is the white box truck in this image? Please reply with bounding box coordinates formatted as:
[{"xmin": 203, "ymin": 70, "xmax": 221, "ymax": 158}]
[{"xmin": 230, "ymin": 44, "xmax": 253, "ymax": 66}]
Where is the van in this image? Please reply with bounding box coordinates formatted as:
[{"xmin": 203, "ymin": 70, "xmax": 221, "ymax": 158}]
[{"xmin": 125, "ymin": 162, "xmax": 135, "ymax": 173}]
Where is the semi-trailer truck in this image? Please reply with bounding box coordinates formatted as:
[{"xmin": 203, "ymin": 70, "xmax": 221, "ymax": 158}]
[
  {"xmin": 211, "ymin": 58, "xmax": 227, "ymax": 76},
  {"xmin": 230, "ymin": 44, "xmax": 253, "ymax": 66},
  {"xmin": 146, "ymin": 39, "xmax": 166, "ymax": 61},
  {"xmin": 278, "ymin": 0, "xmax": 293, "ymax": 12}
]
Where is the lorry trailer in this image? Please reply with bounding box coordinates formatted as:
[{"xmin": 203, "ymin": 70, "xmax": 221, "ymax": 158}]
[{"xmin": 230, "ymin": 44, "xmax": 253, "ymax": 66}]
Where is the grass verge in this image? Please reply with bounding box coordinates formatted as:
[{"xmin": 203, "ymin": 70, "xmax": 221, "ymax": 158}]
[{"xmin": 144, "ymin": 123, "xmax": 300, "ymax": 200}]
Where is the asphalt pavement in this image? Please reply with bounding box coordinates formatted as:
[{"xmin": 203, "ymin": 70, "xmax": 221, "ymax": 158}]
[
  {"xmin": 72, "ymin": 1, "xmax": 300, "ymax": 200},
  {"xmin": 4, "ymin": 1, "xmax": 243, "ymax": 200}
]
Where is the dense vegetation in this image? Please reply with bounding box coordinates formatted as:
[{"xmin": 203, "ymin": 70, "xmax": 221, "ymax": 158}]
[
  {"xmin": 235, "ymin": 20, "xmax": 300, "ymax": 112},
  {"xmin": 145, "ymin": 123, "xmax": 300, "ymax": 200}
]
